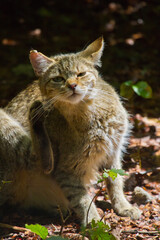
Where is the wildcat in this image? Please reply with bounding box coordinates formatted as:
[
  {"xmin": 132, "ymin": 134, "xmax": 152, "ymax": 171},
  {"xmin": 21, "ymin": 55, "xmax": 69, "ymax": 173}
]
[{"xmin": 0, "ymin": 37, "xmax": 141, "ymax": 225}]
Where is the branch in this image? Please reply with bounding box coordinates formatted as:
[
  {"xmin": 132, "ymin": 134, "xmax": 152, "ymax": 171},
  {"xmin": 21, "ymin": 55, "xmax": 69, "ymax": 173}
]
[
  {"xmin": 86, "ymin": 189, "xmax": 101, "ymax": 226},
  {"xmin": 140, "ymin": 167, "xmax": 160, "ymax": 175},
  {"xmin": 122, "ymin": 230, "xmax": 159, "ymax": 235},
  {"xmin": 57, "ymin": 205, "xmax": 71, "ymax": 236},
  {"xmin": 0, "ymin": 222, "xmax": 30, "ymax": 232}
]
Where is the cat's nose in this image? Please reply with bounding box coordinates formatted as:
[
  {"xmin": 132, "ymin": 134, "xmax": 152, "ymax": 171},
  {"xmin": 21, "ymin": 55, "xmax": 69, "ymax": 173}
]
[{"xmin": 68, "ymin": 83, "xmax": 77, "ymax": 90}]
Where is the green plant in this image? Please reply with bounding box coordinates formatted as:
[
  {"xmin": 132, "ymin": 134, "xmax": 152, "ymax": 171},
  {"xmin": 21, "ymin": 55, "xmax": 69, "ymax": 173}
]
[
  {"xmin": 98, "ymin": 168, "xmax": 128, "ymax": 183},
  {"xmin": 25, "ymin": 223, "xmax": 68, "ymax": 240},
  {"xmin": 82, "ymin": 168, "xmax": 128, "ymax": 239},
  {"xmin": 81, "ymin": 219, "xmax": 116, "ymax": 240},
  {"xmin": 120, "ymin": 80, "xmax": 152, "ymax": 99},
  {"xmin": 25, "ymin": 224, "xmax": 48, "ymax": 239},
  {"xmin": 25, "ymin": 169, "xmax": 127, "ymax": 239}
]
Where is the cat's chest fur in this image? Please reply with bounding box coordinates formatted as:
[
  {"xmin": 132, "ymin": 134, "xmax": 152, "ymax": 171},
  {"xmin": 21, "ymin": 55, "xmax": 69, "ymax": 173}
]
[{"xmin": 45, "ymin": 102, "xmax": 118, "ymax": 181}]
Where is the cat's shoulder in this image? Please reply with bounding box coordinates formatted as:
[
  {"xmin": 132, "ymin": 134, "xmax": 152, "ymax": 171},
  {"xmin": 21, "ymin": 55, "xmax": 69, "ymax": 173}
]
[
  {"xmin": 4, "ymin": 80, "xmax": 42, "ymax": 129},
  {"xmin": 5, "ymin": 80, "xmax": 41, "ymax": 110}
]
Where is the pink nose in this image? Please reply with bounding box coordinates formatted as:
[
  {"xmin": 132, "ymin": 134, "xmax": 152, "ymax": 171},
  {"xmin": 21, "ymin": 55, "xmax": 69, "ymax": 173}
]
[{"xmin": 68, "ymin": 83, "xmax": 77, "ymax": 90}]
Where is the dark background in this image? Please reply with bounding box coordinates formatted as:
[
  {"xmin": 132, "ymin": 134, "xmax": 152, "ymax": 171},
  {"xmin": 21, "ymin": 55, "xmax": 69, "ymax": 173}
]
[{"xmin": 0, "ymin": 0, "xmax": 160, "ymax": 116}]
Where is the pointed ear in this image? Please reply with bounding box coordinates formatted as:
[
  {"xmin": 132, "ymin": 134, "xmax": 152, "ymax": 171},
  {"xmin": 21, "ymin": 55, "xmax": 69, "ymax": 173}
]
[
  {"xmin": 29, "ymin": 50, "xmax": 55, "ymax": 76},
  {"xmin": 79, "ymin": 36, "xmax": 104, "ymax": 66}
]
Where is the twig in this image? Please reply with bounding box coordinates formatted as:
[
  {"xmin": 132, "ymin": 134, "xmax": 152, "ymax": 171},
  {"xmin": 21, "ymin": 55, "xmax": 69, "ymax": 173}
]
[
  {"xmin": 0, "ymin": 222, "xmax": 30, "ymax": 232},
  {"xmin": 57, "ymin": 205, "xmax": 65, "ymax": 236},
  {"xmin": 100, "ymin": 213, "xmax": 105, "ymax": 223},
  {"xmin": 122, "ymin": 230, "xmax": 159, "ymax": 235},
  {"xmin": 86, "ymin": 189, "xmax": 101, "ymax": 226},
  {"xmin": 140, "ymin": 167, "xmax": 160, "ymax": 175},
  {"xmin": 57, "ymin": 205, "xmax": 71, "ymax": 236},
  {"xmin": 51, "ymin": 223, "xmax": 59, "ymax": 234}
]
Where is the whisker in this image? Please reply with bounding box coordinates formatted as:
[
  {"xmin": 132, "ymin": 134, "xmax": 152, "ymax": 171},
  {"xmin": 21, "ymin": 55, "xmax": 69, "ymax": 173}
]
[
  {"xmin": 30, "ymin": 100, "xmax": 52, "ymax": 123},
  {"xmin": 30, "ymin": 95, "xmax": 62, "ymax": 123}
]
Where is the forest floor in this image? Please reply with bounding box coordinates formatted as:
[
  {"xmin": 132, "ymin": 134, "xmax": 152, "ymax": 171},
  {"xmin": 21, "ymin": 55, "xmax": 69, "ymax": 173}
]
[{"xmin": 0, "ymin": 113, "xmax": 160, "ymax": 240}]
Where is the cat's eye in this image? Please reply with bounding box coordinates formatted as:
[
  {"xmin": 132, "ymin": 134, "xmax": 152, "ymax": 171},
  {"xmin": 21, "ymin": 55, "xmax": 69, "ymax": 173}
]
[
  {"xmin": 50, "ymin": 76, "xmax": 65, "ymax": 83},
  {"xmin": 77, "ymin": 72, "xmax": 86, "ymax": 77}
]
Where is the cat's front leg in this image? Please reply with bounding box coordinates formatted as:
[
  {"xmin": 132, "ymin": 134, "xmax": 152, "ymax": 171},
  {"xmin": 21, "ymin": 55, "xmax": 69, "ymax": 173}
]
[
  {"xmin": 55, "ymin": 172, "xmax": 100, "ymax": 225},
  {"xmin": 105, "ymin": 152, "xmax": 141, "ymax": 220},
  {"xmin": 74, "ymin": 192, "xmax": 101, "ymax": 225},
  {"xmin": 29, "ymin": 101, "xmax": 54, "ymax": 174},
  {"xmin": 106, "ymin": 174, "xmax": 141, "ymax": 219}
]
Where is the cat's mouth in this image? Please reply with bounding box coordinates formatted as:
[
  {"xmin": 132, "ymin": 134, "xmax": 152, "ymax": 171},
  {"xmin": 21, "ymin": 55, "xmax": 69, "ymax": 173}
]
[
  {"xmin": 66, "ymin": 92, "xmax": 83, "ymax": 104},
  {"xmin": 70, "ymin": 92, "xmax": 78, "ymax": 97},
  {"xmin": 69, "ymin": 92, "xmax": 80, "ymax": 99}
]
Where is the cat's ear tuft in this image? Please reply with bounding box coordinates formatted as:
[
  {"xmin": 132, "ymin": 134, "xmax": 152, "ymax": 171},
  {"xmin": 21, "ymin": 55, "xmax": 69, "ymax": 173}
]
[
  {"xmin": 79, "ymin": 36, "xmax": 104, "ymax": 66},
  {"xmin": 29, "ymin": 50, "xmax": 55, "ymax": 76}
]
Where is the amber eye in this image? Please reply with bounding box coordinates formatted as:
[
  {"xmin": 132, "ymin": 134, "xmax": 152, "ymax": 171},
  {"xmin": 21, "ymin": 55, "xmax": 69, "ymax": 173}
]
[
  {"xmin": 77, "ymin": 72, "xmax": 86, "ymax": 77},
  {"xmin": 50, "ymin": 76, "xmax": 65, "ymax": 83}
]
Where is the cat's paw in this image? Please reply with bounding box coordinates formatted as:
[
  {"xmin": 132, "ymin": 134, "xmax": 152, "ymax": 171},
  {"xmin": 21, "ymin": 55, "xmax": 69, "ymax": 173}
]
[
  {"xmin": 117, "ymin": 205, "xmax": 141, "ymax": 220},
  {"xmin": 29, "ymin": 101, "xmax": 44, "ymax": 124}
]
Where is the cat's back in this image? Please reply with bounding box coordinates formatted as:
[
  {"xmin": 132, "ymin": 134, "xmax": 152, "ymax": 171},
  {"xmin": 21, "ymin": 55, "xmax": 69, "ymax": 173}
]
[
  {"xmin": 95, "ymin": 78, "xmax": 127, "ymax": 120},
  {"xmin": 5, "ymin": 81, "xmax": 42, "ymax": 131}
]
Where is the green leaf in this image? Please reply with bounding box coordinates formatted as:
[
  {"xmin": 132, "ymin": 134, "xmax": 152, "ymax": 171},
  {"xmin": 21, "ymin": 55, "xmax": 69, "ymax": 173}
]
[
  {"xmin": 25, "ymin": 224, "xmax": 48, "ymax": 240},
  {"xmin": 123, "ymin": 80, "xmax": 133, "ymax": 87},
  {"xmin": 108, "ymin": 171, "xmax": 117, "ymax": 181},
  {"xmin": 97, "ymin": 178, "xmax": 103, "ymax": 183},
  {"xmin": 81, "ymin": 220, "xmax": 115, "ymax": 240},
  {"xmin": 99, "ymin": 169, "xmax": 128, "ymax": 183},
  {"xmin": 132, "ymin": 81, "xmax": 152, "ymax": 98},
  {"xmin": 120, "ymin": 81, "xmax": 134, "ymax": 99},
  {"xmin": 109, "ymin": 169, "xmax": 128, "ymax": 176},
  {"xmin": 102, "ymin": 172, "xmax": 109, "ymax": 179}
]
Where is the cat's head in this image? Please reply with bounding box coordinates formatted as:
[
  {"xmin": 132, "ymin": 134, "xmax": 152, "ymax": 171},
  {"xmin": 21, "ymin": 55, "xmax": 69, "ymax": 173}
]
[{"xmin": 30, "ymin": 37, "xmax": 104, "ymax": 104}]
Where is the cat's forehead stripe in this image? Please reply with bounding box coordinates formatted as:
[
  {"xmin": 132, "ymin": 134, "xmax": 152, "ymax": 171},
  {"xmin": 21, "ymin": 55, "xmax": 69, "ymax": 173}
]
[
  {"xmin": 53, "ymin": 55, "xmax": 90, "ymax": 72},
  {"xmin": 50, "ymin": 55, "xmax": 79, "ymax": 73}
]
